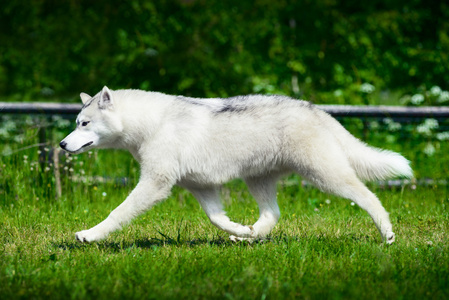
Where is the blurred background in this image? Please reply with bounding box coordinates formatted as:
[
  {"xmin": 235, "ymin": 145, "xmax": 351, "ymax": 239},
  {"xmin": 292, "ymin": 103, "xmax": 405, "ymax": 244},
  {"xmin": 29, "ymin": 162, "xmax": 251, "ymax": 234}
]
[{"xmin": 1, "ymin": 0, "xmax": 448, "ymax": 105}]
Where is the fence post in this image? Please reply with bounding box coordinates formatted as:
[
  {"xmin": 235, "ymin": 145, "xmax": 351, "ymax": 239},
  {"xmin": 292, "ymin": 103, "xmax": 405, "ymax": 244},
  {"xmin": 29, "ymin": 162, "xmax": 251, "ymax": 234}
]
[
  {"xmin": 53, "ymin": 147, "xmax": 62, "ymax": 199},
  {"xmin": 38, "ymin": 117, "xmax": 50, "ymax": 171}
]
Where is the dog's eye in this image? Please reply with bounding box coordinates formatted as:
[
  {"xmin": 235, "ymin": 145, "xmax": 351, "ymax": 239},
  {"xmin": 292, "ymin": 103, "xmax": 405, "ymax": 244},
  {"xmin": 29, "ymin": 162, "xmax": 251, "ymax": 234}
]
[{"xmin": 81, "ymin": 121, "xmax": 90, "ymax": 127}]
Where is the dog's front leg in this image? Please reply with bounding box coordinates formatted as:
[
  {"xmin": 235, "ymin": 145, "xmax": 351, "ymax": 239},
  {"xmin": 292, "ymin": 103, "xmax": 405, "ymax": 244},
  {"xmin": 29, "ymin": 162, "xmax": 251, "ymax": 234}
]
[
  {"xmin": 190, "ymin": 188, "xmax": 256, "ymax": 239},
  {"xmin": 75, "ymin": 177, "xmax": 172, "ymax": 243}
]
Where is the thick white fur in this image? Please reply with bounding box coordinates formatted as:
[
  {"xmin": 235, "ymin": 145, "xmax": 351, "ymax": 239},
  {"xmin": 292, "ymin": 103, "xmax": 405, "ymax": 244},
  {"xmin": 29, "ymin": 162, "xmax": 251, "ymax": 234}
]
[{"xmin": 60, "ymin": 86, "xmax": 413, "ymax": 244}]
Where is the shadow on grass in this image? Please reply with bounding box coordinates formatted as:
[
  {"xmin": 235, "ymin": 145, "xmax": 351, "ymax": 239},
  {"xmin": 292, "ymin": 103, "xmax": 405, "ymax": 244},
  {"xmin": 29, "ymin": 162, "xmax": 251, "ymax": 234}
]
[
  {"xmin": 53, "ymin": 231, "xmax": 380, "ymax": 254},
  {"xmin": 52, "ymin": 235, "xmax": 240, "ymax": 253}
]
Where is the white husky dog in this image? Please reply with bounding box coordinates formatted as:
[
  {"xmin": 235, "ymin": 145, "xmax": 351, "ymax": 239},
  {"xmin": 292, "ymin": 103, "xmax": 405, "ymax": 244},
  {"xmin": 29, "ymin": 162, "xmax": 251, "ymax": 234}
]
[{"xmin": 60, "ymin": 86, "xmax": 412, "ymax": 244}]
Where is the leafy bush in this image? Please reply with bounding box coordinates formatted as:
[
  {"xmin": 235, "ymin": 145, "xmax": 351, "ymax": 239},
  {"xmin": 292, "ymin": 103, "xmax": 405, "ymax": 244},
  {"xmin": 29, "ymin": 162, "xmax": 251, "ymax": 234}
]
[{"xmin": 1, "ymin": 1, "xmax": 448, "ymax": 101}]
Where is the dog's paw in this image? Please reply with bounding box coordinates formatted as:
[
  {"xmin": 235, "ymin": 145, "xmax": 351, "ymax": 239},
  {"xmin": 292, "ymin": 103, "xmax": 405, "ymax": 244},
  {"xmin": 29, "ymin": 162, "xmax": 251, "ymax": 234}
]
[
  {"xmin": 75, "ymin": 229, "xmax": 105, "ymax": 243},
  {"xmin": 229, "ymin": 235, "xmax": 268, "ymax": 243},
  {"xmin": 229, "ymin": 235, "xmax": 256, "ymax": 243},
  {"xmin": 229, "ymin": 226, "xmax": 260, "ymax": 243},
  {"xmin": 384, "ymin": 231, "xmax": 395, "ymax": 245}
]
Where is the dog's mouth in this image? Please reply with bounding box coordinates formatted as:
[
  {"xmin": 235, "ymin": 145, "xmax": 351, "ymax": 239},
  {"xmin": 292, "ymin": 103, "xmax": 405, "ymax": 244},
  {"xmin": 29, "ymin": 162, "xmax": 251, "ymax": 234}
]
[
  {"xmin": 82, "ymin": 141, "xmax": 93, "ymax": 148},
  {"xmin": 65, "ymin": 141, "xmax": 94, "ymax": 154}
]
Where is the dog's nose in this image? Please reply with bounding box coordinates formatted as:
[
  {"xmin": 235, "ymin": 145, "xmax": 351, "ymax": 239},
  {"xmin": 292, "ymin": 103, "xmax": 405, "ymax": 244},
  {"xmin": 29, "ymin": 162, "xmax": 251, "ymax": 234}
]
[{"xmin": 59, "ymin": 141, "xmax": 67, "ymax": 149}]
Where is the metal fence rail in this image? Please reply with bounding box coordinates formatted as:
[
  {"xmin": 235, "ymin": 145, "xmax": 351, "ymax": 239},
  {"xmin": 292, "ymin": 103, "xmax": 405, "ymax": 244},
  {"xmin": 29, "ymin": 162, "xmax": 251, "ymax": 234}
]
[
  {"xmin": 319, "ymin": 105, "xmax": 449, "ymax": 118},
  {"xmin": 2, "ymin": 102, "xmax": 449, "ymax": 118},
  {"xmin": 0, "ymin": 102, "xmax": 82, "ymax": 115}
]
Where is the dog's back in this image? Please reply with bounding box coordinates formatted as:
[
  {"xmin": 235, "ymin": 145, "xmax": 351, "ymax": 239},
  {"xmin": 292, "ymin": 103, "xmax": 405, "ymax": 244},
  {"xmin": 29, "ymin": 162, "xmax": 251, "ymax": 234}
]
[{"xmin": 167, "ymin": 95, "xmax": 411, "ymax": 184}]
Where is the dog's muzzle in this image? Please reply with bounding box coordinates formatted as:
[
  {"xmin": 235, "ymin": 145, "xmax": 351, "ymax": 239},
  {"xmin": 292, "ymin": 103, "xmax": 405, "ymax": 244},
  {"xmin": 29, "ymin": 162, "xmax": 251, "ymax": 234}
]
[
  {"xmin": 59, "ymin": 141, "xmax": 67, "ymax": 150},
  {"xmin": 59, "ymin": 141, "xmax": 93, "ymax": 152}
]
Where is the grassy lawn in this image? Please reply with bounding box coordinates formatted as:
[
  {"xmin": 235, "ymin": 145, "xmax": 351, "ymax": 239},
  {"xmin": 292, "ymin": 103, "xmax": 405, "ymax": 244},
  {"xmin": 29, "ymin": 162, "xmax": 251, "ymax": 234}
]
[{"xmin": 1, "ymin": 145, "xmax": 448, "ymax": 299}]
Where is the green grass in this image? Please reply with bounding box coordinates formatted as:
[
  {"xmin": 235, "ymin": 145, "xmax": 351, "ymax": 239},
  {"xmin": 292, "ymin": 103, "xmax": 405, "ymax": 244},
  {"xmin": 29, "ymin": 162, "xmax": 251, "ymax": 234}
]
[
  {"xmin": 1, "ymin": 147, "xmax": 448, "ymax": 299},
  {"xmin": 1, "ymin": 121, "xmax": 449, "ymax": 299}
]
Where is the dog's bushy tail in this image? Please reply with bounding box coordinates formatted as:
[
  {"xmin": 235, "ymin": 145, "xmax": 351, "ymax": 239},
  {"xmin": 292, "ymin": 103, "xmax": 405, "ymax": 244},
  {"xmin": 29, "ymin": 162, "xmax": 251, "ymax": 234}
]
[
  {"xmin": 318, "ymin": 109, "xmax": 413, "ymax": 181},
  {"xmin": 345, "ymin": 142, "xmax": 413, "ymax": 181}
]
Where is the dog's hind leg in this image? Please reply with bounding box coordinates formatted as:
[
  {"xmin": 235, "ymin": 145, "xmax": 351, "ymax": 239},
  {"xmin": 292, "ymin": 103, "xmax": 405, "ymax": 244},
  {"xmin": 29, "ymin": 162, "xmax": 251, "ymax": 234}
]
[
  {"xmin": 190, "ymin": 187, "xmax": 256, "ymax": 239},
  {"xmin": 241, "ymin": 176, "xmax": 281, "ymax": 241},
  {"xmin": 295, "ymin": 157, "xmax": 395, "ymax": 244}
]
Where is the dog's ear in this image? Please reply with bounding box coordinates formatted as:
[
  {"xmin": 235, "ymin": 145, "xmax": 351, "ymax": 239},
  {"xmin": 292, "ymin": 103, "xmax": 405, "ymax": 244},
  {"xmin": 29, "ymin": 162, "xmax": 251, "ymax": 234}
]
[
  {"xmin": 98, "ymin": 86, "xmax": 113, "ymax": 110},
  {"xmin": 80, "ymin": 93, "xmax": 92, "ymax": 104}
]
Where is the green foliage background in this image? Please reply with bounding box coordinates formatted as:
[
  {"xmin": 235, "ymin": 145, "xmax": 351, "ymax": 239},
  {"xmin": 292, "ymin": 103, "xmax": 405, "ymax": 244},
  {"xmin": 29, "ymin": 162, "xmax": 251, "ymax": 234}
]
[{"xmin": 1, "ymin": 0, "xmax": 448, "ymax": 102}]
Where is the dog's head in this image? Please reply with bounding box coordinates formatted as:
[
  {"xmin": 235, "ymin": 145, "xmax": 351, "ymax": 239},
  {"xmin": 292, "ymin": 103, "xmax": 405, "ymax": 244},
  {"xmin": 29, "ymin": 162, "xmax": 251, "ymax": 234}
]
[{"xmin": 60, "ymin": 86, "xmax": 123, "ymax": 154}]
